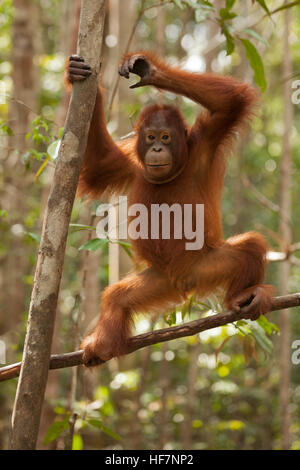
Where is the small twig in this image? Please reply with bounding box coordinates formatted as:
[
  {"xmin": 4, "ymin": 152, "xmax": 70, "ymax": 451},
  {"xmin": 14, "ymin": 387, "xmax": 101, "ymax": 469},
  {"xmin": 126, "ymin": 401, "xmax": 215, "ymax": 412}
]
[
  {"xmin": 143, "ymin": 1, "xmax": 173, "ymax": 13},
  {"xmin": 267, "ymin": 251, "xmax": 300, "ymax": 267},
  {"xmin": 290, "ymin": 255, "xmax": 300, "ymax": 267},
  {"xmin": 242, "ymin": 174, "xmax": 280, "ymax": 213},
  {"xmin": 106, "ymin": 0, "xmax": 146, "ymax": 120},
  {"xmin": 1, "ymin": 293, "xmax": 299, "ymax": 382},
  {"xmin": 269, "ymin": 0, "xmax": 300, "ymax": 16},
  {"xmin": 290, "ymin": 242, "xmax": 300, "ymax": 253},
  {"xmin": 3, "ymin": 95, "xmax": 61, "ymax": 129},
  {"xmin": 106, "ymin": 0, "xmax": 173, "ymax": 120},
  {"xmin": 65, "ymin": 412, "xmax": 78, "ymax": 450}
]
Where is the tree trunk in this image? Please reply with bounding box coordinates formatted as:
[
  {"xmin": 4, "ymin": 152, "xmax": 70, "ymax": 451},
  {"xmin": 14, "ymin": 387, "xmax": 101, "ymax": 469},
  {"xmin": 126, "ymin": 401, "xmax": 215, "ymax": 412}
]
[
  {"xmin": 56, "ymin": 0, "xmax": 81, "ymax": 127},
  {"xmin": 106, "ymin": 0, "xmax": 121, "ymax": 284},
  {"xmin": 117, "ymin": 0, "xmax": 136, "ymax": 281},
  {"xmin": 182, "ymin": 341, "xmax": 200, "ymax": 449},
  {"xmin": 158, "ymin": 342, "xmax": 169, "ymax": 449},
  {"xmin": 9, "ymin": 0, "xmax": 107, "ymax": 450},
  {"xmin": 4, "ymin": 0, "xmax": 39, "ymax": 332},
  {"xmin": 37, "ymin": 2, "xmax": 83, "ymax": 449}
]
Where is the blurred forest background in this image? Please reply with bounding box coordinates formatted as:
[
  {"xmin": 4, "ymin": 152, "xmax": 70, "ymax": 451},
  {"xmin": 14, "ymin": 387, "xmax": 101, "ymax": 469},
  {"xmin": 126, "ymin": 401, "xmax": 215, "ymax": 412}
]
[{"xmin": 0, "ymin": 0, "xmax": 300, "ymax": 450}]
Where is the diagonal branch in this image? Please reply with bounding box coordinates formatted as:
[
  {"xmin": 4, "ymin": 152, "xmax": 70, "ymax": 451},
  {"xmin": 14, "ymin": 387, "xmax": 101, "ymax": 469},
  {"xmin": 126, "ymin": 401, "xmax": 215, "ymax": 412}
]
[
  {"xmin": 9, "ymin": 0, "xmax": 107, "ymax": 451},
  {"xmin": 1, "ymin": 293, "xmax": 299, "ymax": 383}
]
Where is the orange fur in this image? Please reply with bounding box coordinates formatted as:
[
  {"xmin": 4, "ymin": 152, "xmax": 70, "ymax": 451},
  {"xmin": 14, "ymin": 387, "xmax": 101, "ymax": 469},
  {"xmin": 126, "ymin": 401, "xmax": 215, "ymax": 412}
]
[{"xmin": 66, "ymin": 52, "xmax": 274, "ymax": 365}]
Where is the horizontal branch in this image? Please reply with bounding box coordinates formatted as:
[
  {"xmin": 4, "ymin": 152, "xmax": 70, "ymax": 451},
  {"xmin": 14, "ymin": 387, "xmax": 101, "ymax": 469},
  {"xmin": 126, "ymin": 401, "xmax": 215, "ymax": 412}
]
[{"xmin": 1, "ymin": 293, "xmax": 299, "ymax": 382}]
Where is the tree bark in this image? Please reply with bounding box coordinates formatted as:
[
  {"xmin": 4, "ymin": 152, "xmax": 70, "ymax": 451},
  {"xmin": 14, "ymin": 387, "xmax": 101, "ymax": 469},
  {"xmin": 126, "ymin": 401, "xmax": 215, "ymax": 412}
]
[
  {"xmin": 56, "ymin": 0, "xmax": 81, "ymax": 127},
  {"xmin": 37, "ymin": 1, "xmax": 83, "ymax": 449},
  {"xmin": 9, "ymin": 0, "xmax": 107, "ymax": 450}
]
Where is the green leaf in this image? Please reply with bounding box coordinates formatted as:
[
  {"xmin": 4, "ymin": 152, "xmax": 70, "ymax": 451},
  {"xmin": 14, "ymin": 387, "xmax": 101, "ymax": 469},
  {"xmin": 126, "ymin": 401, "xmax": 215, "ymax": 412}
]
[
  {"xmin": 0, "ymin": 122, "xmax": 13, "ymax": 135},
  {"xmin": 164, "ymin": 310, "xmax": 177, "ymax": 326},
  {"xmin": 199, "ymin": 0, "xmax": 214, "ymax": 8},
  {"xmin": 69, "ymin": 223, "xmax": 96, "ymax": 232},
  {"xmin": 54, "ymin": 406, "xmax": 66, "ymax": 415},
  {"xmin": 243, "ymin": 28, "xmax": 269, "ymax": 47},
  {"xmin": 173, "ymin": 0, "xmax": 185, "ymax": 9},
  {"xmin": 23, "ymin": 274, "xmax": 34, "ymax": 285},
  {"xmin": 30, "ymin": 149, "xmax": 45, "ymax": 161},
  {"xmin": 221, "ymin": 22, "xmax": 235, "ymax": 55},
  {"xmin": 182, "ymin": 0, "xmax": 198, "ymax": 8},
  {"xmin": 255, "ymin": 0, "xmax": 271, "ymax": 16},
  {"xmin": 226, "ymin": 0, "xmax": 236, "ymax": 8},
  {"xmin": 0, "ymin": 209, "xmax": 7, "ymax": 218},
  {"xmin": 72, "ymin": 434, "xmax": 84, "ymax": 450},
  {"xmin": 181, "ymin": 296, "xmax": 194, "ymax": 321},
  {"xmin": 240, "ymin": 38, "xmax": 266, "ymax": 92},
  {"xmin": 249, "ymin": 321, "xmax": 274, "ymax": 355},
  {"xmin": 195, "ymin": 9, "xmax": 210, "ymax": 22},
  {"xmin": 25, "ymin": 232, "xmax": 40, "ymax": 243},
  {"xmin": 235, "ymin": 320, "xmax": 252, "ymax": 336},
  {"xmin": 257, "ymin": 315, "xmax": 279, "ymax": 335},
  {"xmin": 184, "ymin": 0, "xmax": 213, "ymax": 9},
  {"xmin": 219, "ymin": 8, "xmax": 237, "ymax": 20},
  {"xmin": 43, "ymin": 420, "xmax": 70, "ymax": 445},
  {"xmin": 79, "ymin": 237, "xmax": 109, "ymax": 252},
  {"xmin": 41, "ymin": 120, "xmax": 49, "ymax": 132},
  {"xmin": 87, "ymin": 419, "xmax": 122, "ymax": 441},
  {"xmin": 196, "ymin": 301, "xmax": 213, "ymax": 311},
  {"xmin": 21, "ymin": 151, "xmax": 31, "ymax": 164},
  {"xmin": 115, "ymin": 240, "xmax": 133, "ymax": 259}
]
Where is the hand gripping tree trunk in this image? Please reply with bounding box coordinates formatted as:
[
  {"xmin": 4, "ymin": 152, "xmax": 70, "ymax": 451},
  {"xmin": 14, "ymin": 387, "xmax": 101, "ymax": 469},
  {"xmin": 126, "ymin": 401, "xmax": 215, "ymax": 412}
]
[{"xmin": 9, "ymin": 0, "xmax": 107, "ymax": 450}]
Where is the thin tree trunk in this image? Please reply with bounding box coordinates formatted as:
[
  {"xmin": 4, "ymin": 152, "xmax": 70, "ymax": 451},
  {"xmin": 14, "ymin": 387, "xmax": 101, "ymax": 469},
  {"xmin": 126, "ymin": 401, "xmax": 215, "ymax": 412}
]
[
  {"xmin": 9, "ymin": 0, "xmax": 107, "ymax": 450},
  {"xmin": 37, "ymin": 2, "xmax": 83, "ymax": 449},
  {"xmin": 4, "ymin": 0, "xmax": 39, "ymax": 331},
  {"xmin": 56, "ymin": 0, "xmax": 81, "ymax": 127},
  {"xmin": 106, "ymin": 0, "xmax": 120, "ymax": 284},
  {"xmin": 279, "ymin": 6, "xmax": 293, "ymax": 451},
  {"xmin": 82, "ymin": 222, "xmax": 101, "ymax": 327},
  {"xmin": 182, "ymin": 341, "xmax": 200, "ymax": 449},
  {"xmin": 155, "ymin": 11, "xmax": 169, "ymax": 450},
  {"xmin": 158, "ymin": 342, "xmax": 169, "ymax": 449},
  {"xmin": 117, "ymin": 0, "xmax": 136, "ymax": 281},
  {"xmin": 131, "ymin": 346, "xmax": 152, "ymax": 449}
]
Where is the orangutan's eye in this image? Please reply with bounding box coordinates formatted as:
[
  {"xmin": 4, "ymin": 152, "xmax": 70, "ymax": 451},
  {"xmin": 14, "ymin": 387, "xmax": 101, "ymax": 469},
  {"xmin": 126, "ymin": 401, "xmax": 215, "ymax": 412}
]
[
  {"xmin": 146, "ymin": 133, "xmax": 156, "ymax": 144},
  {"xmin": 161, "ymin": 132, "xmax": 171, "ymax": 143}
]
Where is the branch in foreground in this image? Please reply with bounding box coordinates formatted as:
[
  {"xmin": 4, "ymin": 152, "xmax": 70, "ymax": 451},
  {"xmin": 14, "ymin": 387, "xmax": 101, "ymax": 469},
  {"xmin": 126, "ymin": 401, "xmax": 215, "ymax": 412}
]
[
  {"xmin": 9, "ymin": 0, "xmax": 107, "ymax": 451},
  {"xmin": 1, "ymin": 293, "xmax": 299, "ymax": 383}
]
